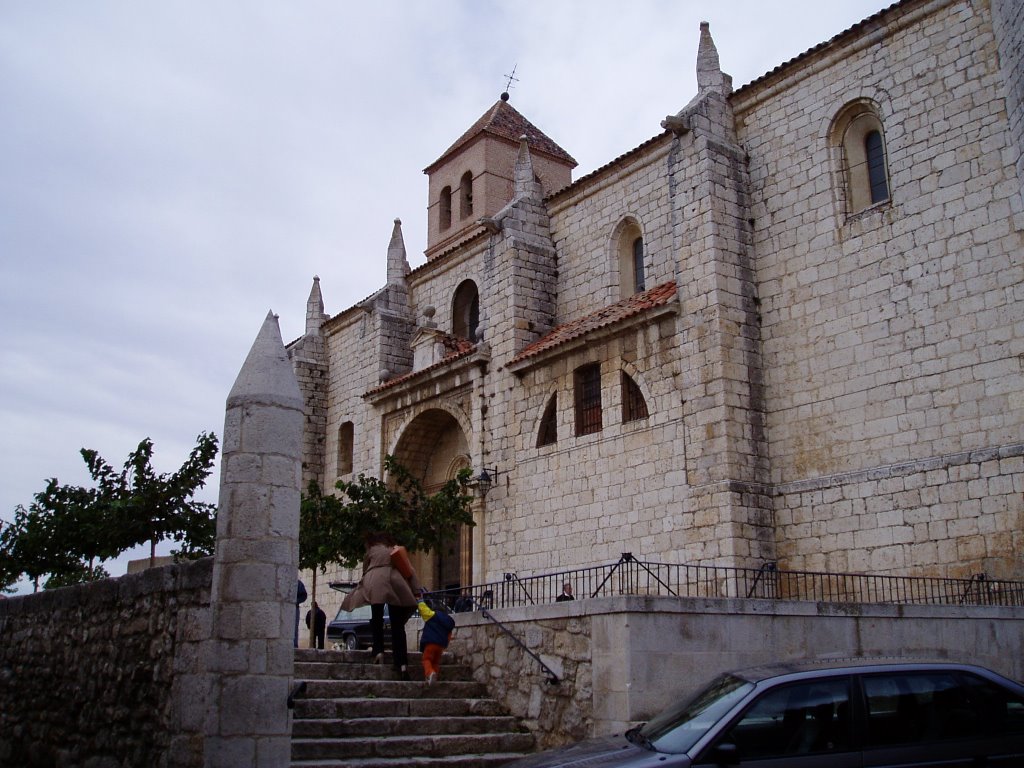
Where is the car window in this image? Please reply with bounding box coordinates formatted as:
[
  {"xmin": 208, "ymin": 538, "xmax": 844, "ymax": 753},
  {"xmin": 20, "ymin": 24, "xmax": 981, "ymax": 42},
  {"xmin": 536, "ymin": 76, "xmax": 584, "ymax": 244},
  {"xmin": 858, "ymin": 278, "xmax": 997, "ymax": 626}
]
[
  {"xmin": 717, "ymin": 677, "xmax": 853, "ymax": 760},
  {"xmin": 333, "ymin": 604, "xmax": 372, "ymax": 621},
  {"xmin": 862, "ymin": 670, "xmax": 1014, "ymax": 746},
  {"xmin": 641, "ymin": 674, "xmax": 754, "ymax": 754},
  {"xmin": 958, "ymin": 672, "xmax": 1024, "ymax": 737}
]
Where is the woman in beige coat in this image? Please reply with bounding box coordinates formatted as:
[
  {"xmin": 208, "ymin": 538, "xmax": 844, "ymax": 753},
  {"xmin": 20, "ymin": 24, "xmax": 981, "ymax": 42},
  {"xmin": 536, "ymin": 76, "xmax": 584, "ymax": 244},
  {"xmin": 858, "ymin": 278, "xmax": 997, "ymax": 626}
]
[{"xmin": 341, "ymin": 531, "xmax": 421, "ymax": 678}]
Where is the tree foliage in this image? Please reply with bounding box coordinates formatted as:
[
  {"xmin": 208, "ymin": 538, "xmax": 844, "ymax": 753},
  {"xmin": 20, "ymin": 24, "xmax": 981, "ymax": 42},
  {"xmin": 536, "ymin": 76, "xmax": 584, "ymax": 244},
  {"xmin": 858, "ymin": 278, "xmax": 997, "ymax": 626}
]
[
  {"xmin": 300, "ymin": 455, "xmax": 475, "ymax": 572},
  {"xmin": 1, "ymin": 433, "xmax": 219, "ymax": 591}
]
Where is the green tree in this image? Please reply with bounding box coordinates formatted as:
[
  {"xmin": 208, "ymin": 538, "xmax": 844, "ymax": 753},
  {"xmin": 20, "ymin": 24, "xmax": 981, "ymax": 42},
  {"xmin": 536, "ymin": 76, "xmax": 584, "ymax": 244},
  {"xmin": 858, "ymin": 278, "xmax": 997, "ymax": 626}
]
[
  {"xmin": 331, "ymin": 455, "xmax": 475, "ymax": 568},
  {"xmin": 0, "ymin": 433, "xmax": 219, "ymax": 590},
  {"xmin": 298, "ymin": 456, "xmax": 474, "ymax": 646}
]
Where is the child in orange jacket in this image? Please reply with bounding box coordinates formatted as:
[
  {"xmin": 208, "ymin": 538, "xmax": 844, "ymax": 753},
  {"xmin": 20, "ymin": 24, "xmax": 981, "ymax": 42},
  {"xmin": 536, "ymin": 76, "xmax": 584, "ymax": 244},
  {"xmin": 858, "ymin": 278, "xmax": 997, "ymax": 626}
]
[{"xmin": 417, "ymin": 600, "xmax": 456, "ymax": 684}]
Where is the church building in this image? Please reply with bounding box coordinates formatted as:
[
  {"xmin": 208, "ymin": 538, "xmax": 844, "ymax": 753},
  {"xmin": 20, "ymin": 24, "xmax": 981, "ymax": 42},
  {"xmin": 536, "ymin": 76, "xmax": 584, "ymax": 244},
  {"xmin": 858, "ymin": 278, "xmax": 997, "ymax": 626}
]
[{"xmin": 288, "ymin": 0, "xmax": 1024, "ymax": 600}]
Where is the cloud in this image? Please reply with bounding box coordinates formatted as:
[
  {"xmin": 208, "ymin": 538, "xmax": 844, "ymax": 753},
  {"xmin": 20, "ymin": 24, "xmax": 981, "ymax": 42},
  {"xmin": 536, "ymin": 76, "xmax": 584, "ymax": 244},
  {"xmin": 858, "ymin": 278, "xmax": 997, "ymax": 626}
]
[{"xmin": 0, "ymin": 1, "xmax": 888, "ymax": 593}]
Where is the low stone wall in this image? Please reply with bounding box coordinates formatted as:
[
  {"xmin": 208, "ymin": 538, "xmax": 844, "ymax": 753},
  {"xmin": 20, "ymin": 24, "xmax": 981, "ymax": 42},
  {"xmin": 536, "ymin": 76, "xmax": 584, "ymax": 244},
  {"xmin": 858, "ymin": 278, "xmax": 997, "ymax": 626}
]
[
  {"xmin": 451, "ymin": 595, "xmax": 1024, "ymax": 749},
  {"xmin": 0, "ymin": 558, "xmax": 213, "ymax": 768}
]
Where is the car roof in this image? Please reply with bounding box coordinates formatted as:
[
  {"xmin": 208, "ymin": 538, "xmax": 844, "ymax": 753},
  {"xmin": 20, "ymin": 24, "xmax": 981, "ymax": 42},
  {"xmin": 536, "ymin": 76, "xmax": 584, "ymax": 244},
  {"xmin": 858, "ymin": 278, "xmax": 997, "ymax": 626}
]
[{"xmin": 732, "ymin": 657, "xmax": 993, "ymax": 684}]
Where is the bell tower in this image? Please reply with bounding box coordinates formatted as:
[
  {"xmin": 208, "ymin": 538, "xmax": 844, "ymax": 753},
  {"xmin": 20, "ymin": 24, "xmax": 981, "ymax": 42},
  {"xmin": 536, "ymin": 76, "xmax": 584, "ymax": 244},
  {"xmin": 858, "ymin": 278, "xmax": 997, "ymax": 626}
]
[{"xmin": 422, "ymin": 94, "xmax": 577, "ymax": 260}]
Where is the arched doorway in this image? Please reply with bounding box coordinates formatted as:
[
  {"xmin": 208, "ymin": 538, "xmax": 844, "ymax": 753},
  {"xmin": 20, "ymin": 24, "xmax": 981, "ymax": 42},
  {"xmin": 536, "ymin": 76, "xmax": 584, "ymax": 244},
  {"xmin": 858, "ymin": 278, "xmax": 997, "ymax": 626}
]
[{"xmin": 390, "ymin": 408, "xmax": 472, "ymax": 592}]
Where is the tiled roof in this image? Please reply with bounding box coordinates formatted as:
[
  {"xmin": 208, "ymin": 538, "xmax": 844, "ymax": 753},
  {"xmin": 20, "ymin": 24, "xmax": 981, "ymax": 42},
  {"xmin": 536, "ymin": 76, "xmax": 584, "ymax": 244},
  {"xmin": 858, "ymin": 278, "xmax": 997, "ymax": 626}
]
[
  {"xmin": 364, "ymin": 334, "xmax": 477, "ymax": 396},
  {"xmin": 511, "ymin": 281, "xmax": 677, "ymax": 364},
  {"xmin": 425, "ymin": 98, "xmax": 577, "ymax": 173}
]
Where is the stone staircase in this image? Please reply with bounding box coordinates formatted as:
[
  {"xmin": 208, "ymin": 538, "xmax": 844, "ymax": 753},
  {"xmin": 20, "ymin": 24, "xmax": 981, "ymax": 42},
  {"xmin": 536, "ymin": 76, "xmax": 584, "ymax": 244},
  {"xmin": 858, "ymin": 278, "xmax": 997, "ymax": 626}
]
[{"xmin": 291, "ymin": 648, "xmax": 536, "ymax": 767}]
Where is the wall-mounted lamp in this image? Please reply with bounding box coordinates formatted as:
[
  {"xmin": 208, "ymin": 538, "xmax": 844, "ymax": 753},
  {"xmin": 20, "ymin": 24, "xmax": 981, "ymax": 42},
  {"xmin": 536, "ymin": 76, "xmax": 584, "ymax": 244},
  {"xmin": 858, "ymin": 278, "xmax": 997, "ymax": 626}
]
[{"xmin": 474, "ymin": 466, "xmax": 501, "ymax": 497}]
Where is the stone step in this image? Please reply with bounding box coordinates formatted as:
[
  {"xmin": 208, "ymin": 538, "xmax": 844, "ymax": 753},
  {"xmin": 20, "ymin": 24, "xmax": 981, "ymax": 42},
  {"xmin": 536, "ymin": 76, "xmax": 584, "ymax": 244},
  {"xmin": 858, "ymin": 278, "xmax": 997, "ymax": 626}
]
[
  {"xmin": 290, "ymin": 752, "xmax": 526, "ymax": 768},
  {"xmin": 290, "ymin": 647, "xmax": 536, "ymax": 768},
  {"xmin": 291, "ymin": 732, "xmax": 537, "ymax": 761},
  {"xmin": 292, "ymin": 715, "xmax": 524, "ymax": 739},
  {"xmin": 295, "ymin": 696, "xmax": 511, "ymax": 720},
  {"xmin": 301, "ymin": 679, "xmax": 491, "ymax": 700},
  {"xmin": 296, "ymin": 661, "xmax": 474, "ymax": 682}
]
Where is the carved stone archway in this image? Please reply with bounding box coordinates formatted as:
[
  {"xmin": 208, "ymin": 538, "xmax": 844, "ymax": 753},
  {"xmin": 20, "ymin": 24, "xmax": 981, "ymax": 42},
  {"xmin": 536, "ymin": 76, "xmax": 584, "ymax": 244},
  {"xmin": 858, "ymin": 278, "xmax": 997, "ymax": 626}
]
[{"xmin": 390, "ymin": 408, "xmax": 472, "ymax": 591}]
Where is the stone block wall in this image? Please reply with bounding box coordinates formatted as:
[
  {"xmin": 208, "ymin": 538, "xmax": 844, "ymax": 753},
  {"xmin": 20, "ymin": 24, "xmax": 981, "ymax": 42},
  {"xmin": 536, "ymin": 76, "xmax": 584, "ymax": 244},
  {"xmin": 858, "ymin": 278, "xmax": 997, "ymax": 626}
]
[
  {"xmin": 775, "ymin": 442, "xmax": 1024, "ymax": 577},
  {"xmin": 0, "ymin": 558, "xmax": 213, "ymax": 768},
  {"xmin": 452, "ymin": 595, "xmax": 1024, "ymax": 749},
  {"xmin": 548, "ymin": 139, "xmax": 676, "ymax": 322},
  {"xmin": 730, "ymin": 0, "xmax": 1024, "ymax": 577},
  {"xmin": 736, "ymin": 0, "xmax": 1024, "ymax": 482}
]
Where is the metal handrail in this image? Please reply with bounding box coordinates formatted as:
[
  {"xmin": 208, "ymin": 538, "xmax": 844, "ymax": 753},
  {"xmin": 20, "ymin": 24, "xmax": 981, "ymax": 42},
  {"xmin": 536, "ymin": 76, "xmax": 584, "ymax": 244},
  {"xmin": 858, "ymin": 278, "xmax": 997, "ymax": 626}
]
[
  {"xmin": 425, "ymin": 559, "xmax": 1024, "ymax": 612},
  {"xmin": 480, "ymin": 609, "xmax": 559, "ymax": 685}
]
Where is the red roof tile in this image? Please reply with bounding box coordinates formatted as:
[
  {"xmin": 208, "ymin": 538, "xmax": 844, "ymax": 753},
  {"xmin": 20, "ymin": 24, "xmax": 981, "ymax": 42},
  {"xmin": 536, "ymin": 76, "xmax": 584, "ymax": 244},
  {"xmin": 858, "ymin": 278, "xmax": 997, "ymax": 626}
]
[
  {"xmin": 425, "ymin": 98, "xmax": 576, "ymax": 173},
  {"xmin": 364, "ymin": 334, "xmax": 477, "ymax": 396},
  {"xmin": 511, "ymin": 281, "xmax": 677, "ymax": 364}
]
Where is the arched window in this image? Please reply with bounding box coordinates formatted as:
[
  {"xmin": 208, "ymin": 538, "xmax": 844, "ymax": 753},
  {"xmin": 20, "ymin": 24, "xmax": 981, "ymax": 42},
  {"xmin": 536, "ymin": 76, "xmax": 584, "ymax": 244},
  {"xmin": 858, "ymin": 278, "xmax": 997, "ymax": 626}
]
[
  {"xmin": 574, "ymin": 363, "xmax": 602, "ymax": 436},
  {"xmin": 614, "ymin": 219, "xmax": 645, "ymax": 298},
  {"xmin": 459, "ymin": 171, "xmax": 474, "ymax": 219},
  {"xmin": 865, "ymin": 130, "xmax": 889, "ymax": 204},
  {"xmin": 536, "ymin": 394, "xmax": 557, "ymax": 447},
  {"xmin": 632, "ymin": 237, "xmax": 646, "ymax": 293},
  {"xmin": 831, "ymin": 102, "xmax": 890, "ymax": 216},
  {"xmin": 337, "ymin": 421, "xmax": 354, "ymax": 475},
  {"xmin": 440, "ymin": 186, "xmax": 452, "ymax": 230},
  {"xmin": 621, "ymin": 372, "xmax": 649, "ymax": 423},
  {"xmin": 451, "ymin": 280, "xmax": 480, "ymax": 341}
]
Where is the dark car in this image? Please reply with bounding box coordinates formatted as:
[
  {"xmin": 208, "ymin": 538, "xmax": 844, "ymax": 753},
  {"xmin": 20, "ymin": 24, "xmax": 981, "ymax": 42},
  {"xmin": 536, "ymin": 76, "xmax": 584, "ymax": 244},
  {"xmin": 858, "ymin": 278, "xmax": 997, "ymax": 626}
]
[
  {"xmin": 506, "ymin": 659, "xmax": 1024, "ymax": 767},
  {"xmin": 325, "ymin": 603, "xmax": 390, "ymax": 651}
]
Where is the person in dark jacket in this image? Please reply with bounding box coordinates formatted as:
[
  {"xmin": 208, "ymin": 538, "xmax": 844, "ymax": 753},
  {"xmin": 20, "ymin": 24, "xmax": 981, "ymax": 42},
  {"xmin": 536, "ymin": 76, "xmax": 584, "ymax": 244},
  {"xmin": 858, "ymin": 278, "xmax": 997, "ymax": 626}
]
[
  {"xmin": 417, "ymin": 600, "xmax": 456, "ymax": 684},
  {"xmin": 305, "ymin": 600, "xmax": 327, "ymax": 649}
]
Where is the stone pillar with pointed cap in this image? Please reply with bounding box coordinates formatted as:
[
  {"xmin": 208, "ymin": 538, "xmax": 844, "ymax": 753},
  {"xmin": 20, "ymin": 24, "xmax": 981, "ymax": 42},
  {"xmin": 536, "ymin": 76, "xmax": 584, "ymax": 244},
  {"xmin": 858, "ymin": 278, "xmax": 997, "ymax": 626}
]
[{"xmin": 204, "ymin": 310, "xmax": 304, "ymax": 767}]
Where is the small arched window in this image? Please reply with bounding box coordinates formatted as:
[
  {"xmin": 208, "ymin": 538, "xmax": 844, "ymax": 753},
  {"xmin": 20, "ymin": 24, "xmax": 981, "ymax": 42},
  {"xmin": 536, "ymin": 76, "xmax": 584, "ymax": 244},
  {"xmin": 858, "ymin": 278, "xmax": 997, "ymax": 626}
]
[
  {"xmin": 831, "ymin": 102, "xmax": 890, "ymax": 216},
  {"xmin": 440, "ymin": 186, "xmax": 452, "ymax": 230},
  {"xmin": 536, "ymin": 394, "xmax": 557, "ymax": 447},
  {"xmin": 337, "ymin": 421, "xmax": 354, "ymax": 475},
  {"xmin": 452, "ymin": 279, "xmax": 480, "ymax": 341},
  {"xmin": 865, "ymin": 130, "xmax": 889, "ymax": 204},
  {"xmin": 632, "ymin": 237, "xmax": 646, "ymax": 293},
  {"xmin": 614, "ymin": 219, "xmax": 645, "ymax": 298},
  {"xmin": 621, "ymin": 372, "xmax": 649, "ymax": 423},
  {"xmin": 459, "ymin": 171, "xmax": 474, "ymax": 219}
]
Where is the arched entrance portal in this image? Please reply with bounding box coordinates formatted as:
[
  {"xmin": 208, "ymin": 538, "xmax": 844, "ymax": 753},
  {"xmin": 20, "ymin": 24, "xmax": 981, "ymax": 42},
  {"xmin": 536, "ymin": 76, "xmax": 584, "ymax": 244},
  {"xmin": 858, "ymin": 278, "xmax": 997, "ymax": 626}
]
[{"xmin": 391, "ymin": 408, "xmax": 472, "ymax": 592}]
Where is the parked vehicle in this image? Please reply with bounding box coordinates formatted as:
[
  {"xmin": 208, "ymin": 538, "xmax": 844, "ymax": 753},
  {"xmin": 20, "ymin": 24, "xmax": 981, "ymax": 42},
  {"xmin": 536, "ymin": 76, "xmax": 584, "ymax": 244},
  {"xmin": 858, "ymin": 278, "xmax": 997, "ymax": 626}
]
[
  {"xmin": 325, "ymin": 603, "xmax": 390, "ymax": 651},
  {"xmin": 505, "ymin": 659, "xmax": 1024, "ymax": 767}
]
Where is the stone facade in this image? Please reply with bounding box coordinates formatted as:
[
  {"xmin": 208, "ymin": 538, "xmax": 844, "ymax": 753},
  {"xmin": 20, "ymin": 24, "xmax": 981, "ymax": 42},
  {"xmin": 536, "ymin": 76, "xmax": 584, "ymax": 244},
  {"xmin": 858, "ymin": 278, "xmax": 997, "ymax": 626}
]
[{"xmin": 291, "ymin": 0, "xmax": 1024, "ymax": 618}]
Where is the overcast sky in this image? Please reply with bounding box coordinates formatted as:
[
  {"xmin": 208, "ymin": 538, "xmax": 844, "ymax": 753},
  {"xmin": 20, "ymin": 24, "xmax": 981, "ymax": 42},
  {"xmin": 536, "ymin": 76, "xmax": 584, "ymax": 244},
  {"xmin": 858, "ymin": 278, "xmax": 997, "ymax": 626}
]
[{"xmin": 0, "ymin": 1, "xmax": 888, "ymax": 591}]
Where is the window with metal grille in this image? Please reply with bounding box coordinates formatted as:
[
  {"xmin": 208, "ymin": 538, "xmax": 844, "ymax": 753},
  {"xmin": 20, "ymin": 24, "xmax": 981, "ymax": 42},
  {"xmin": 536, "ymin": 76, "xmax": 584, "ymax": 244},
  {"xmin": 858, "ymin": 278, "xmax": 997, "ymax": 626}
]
[
  {"xmin": 574, "ymin": 364, "xmax": 602, "ymax": 436},
  {"xmin": 537, "ymin": 394, "xmax": 557, "ymax": 447},
  {"xmin": 621, "ymin": 372, "xmax": 649, "ymax": 423}
]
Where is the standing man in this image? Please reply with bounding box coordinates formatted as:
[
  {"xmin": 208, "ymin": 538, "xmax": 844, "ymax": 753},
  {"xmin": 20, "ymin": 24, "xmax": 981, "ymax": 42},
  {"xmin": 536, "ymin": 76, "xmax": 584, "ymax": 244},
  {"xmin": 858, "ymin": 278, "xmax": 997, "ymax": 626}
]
[
  {"xmin": 556, "ymin": 582, "xmax": 575, "ymax": 602},
  {"xmin": 305, "ymin": 600, "xmax": 327, "ymax": 649}
]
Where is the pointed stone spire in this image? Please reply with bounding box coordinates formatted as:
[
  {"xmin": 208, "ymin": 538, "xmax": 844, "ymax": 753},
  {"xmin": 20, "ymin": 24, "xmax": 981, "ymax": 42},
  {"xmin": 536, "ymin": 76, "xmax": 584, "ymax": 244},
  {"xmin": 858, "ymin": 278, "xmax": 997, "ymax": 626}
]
[
  {"xmin": 227, "ymin": 311, "xmax": 303, "ymax": 409},
  {"xmin": 386, "ymin": 218, "xmax": 410, "ymax": 285},
  {"xmin": 514, "ymin": 135, "xmax": 541, "ymax": 198},
  {"xmin": 696, "ymin": 21, "xmax": 730, "ymax": 96},
  {"xmin": 208, "ymin": 309, "xmax": 303, "ymax": 767},
  {"xmin": 305, "ymin": 276, "xmax": 326, "ymax": 335}
]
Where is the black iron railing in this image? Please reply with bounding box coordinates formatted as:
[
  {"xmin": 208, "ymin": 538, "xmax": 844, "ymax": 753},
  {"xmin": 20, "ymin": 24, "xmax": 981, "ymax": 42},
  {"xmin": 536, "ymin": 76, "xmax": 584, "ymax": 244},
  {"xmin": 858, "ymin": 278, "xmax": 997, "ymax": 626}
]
[{"xmin": 423, "ymin": 555, "xmax": 1024, "ymax": 613}]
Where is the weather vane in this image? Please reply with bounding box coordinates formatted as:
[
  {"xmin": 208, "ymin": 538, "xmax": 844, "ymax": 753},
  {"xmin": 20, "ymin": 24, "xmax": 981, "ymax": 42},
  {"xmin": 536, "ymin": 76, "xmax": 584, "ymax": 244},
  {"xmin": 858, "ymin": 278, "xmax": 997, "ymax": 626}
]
[{"xmin": 501, "ymin": 64, "xmax": 519, "ymax": 101}]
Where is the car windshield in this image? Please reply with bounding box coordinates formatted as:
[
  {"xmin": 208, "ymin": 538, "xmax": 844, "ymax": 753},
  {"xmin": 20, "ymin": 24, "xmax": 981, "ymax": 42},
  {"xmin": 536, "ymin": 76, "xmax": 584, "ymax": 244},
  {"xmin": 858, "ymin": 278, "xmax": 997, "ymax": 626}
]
[{"xmin": 639, "ymin": 673, "xmax": 753, "ymax": 754}]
